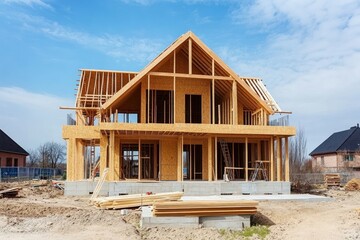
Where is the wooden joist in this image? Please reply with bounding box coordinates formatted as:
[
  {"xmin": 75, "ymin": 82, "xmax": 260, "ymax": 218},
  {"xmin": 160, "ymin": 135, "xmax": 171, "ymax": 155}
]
[
  {"xmin": 153, "ymin": 200, "xmax": 258, "ymax": 217},
  {"xmin": 91, "ymin": 192, "xmax": 183, "ymax": 210}
]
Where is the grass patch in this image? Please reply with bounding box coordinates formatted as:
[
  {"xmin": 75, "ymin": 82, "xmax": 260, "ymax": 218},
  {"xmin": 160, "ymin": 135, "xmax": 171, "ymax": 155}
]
[
  {"xmin": 218, "ymin": 226, "xmax": 270, "ymax": 240},
  {"xmin": 241, "ymin": 226, "xmax": 270, "ymax": 239}
]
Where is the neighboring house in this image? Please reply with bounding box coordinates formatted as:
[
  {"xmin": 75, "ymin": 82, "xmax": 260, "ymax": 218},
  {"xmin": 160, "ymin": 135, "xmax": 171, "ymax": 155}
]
[
  {"xmin": 310, "ymin": 124, "xmax": 360, "ymax": 174},
  {"xmin": 62, "ymin": 31, "xmax": 296, "ymax": 185},
  {"xmin": 0, "ymin": 129, "xmax": 28, "ymax": 167}
]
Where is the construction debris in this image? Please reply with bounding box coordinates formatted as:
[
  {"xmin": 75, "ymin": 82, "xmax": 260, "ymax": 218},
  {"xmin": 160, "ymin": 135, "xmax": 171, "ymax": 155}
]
[
  {"xmin": 0, "ymin": 187, "xmax": 22, "ymax": 198},
  {"xmin": 324, "ymin": 174, "xmax": 340, "ymax": 188},
  {"xmin": 344, "ymin": 178, "xmax": 360, "ymax": 191},
  {"xmin": 91, "ymin": 192, "xmax": 183, "ymax": 210},
  {"xmin": 153, "ymin": 200, "xmax": 258, "ymax": 217}
]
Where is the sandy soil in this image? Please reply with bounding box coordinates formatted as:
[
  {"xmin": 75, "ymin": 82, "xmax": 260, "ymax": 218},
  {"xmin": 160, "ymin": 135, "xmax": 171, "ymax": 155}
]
[{"xmin": 1, "ymin": 182, "xmax": 359, "ymax": 240}]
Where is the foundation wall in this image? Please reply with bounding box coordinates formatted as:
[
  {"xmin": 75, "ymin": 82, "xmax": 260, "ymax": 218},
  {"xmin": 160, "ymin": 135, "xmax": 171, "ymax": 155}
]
[{"xmin": 64, "ymin": 181, "xmax": 290, "ymax": 196}]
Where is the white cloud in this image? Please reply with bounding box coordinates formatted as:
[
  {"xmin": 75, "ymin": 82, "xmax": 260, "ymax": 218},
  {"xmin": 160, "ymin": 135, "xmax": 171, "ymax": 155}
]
[
  {"xmin": 2, "ymin": 0, "xmax": 52, "ymax": 9},
  {"xmin": 0, "ymin": 87, "xmax": 72, "ymax": 150},
  {"xmin": 4, "ymin": 12, "xmax": 164, "ymax": 63},
  {"xmin": 226, "ymin": 0, "xmax": 360, "ymax": 153}
]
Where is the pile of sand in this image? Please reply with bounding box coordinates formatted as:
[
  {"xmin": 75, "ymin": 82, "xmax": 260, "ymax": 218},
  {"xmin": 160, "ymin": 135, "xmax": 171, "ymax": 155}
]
[{"xmin": 344, "ymin": 178, "xmax": 360, "ymax": 191}]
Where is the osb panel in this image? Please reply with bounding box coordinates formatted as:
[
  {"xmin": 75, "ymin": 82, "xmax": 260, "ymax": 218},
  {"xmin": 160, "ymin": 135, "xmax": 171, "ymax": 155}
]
[
  {"xmin": 160, "ymin": 139, "xmax": 178, "ymax": 180},
  {"xmin": 175, "ymin": 78, "xmax": 211, "ymax": 124},
  {"xmin": 176, "ymin": 49, "xmax": 188, "ymax": 74},
  {"xmin": 153, "ymin": 53, "xmax": 174, "ymax": 73},
  {"xmin": 149, "ymin": 76, "xmax": 174, "ymax": 90},
  {"xmin": 62, "ymin": 126, "xmax": 100, "ymax": 139}
]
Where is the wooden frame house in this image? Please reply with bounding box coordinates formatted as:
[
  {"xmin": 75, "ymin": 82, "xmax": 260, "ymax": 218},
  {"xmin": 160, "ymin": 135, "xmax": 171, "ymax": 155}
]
[{"xmin": 62, "ymin": 32, "xmax": 296, "ymax": 184}]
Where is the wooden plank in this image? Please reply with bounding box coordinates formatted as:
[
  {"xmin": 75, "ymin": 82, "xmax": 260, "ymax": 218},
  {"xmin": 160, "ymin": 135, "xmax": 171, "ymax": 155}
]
[{"xmin": 92, "ymin": 192, "xmax": 183, "ymax": 209}]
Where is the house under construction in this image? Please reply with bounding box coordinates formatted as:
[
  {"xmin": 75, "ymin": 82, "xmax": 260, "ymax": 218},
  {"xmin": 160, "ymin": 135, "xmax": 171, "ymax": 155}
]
[{"xmin": 62, "ymin": 32, "xmax": 296, "ymax": 196}]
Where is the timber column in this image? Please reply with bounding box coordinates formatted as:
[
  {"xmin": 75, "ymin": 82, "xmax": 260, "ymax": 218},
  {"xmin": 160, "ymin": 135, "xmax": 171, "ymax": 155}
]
[{"xmin": 99, "ymin": 133, "xmax": 109, "ymax": 180}]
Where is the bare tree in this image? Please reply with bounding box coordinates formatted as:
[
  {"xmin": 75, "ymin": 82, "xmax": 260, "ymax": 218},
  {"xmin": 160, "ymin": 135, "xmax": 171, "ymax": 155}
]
[
  {"xmin": 289, "ymin": 127, "xmax": 308, "ymax": 173},
  {"xmin": 29, "ymin": 142, "xmax": 65, "ymax": 169},
  {"xmin": 27, "ymin": 149, "xmax": 40, "ymax": 167}
]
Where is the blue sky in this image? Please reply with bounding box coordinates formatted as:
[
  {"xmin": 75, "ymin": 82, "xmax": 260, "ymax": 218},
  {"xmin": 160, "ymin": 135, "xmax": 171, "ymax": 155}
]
[{"xmin": 0, "ymin": 0, "xmax": 359, "ymax": 155}]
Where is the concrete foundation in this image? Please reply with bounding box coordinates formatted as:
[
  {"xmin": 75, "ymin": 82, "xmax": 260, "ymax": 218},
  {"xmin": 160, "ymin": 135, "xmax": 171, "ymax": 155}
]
[
  {"xmin": 200, "ymin": 215, "xmax": 250, "ymax": 230},
  {"xmin": 64, "ymin": 180, "xmax": 290, "ymax": 196},
  {"xmin": 140, "ymin": 206, "xmax": 250, "ymax": 230}
]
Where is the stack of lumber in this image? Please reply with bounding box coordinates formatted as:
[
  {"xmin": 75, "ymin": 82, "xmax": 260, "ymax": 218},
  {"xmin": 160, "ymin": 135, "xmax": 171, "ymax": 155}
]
[
  {"xmin": 324, "ymin": 174, "xmax": 340, "ymax": 187},
  {"xmin": 92, "ymin": 192, "xmax": 183, "ymax": 210},
  {"xmin": 0, "ymin": 187, "xmax": 22, "ymax": 198},
  {"xmin": 153, "ymin": 200, "xmax": 258, "ymax": 217},
  {"xmin": 344, "ymin": 178, "xmax": 360, "ymax": 191}
]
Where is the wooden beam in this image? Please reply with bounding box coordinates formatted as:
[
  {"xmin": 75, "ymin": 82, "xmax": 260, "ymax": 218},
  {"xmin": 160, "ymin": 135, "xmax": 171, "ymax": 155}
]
[
  {"xmin": 149, "ymin": 72, "xmax": 233, "ymax": 81},
  {"xmin": 245, "ymin": 137, "xmax": 248, "ymax": 182},
  {"xmin": 285, "ymin": 137, "xmax": 289, "ymax": 181},
  {"xmin": 98, "ymin": 123, "xmax": 296, "ymax": 136}
]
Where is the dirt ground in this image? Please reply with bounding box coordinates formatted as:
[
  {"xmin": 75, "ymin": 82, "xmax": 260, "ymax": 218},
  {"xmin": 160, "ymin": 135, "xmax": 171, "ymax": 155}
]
[{"xmin": 0, "ymin": 181, "xmax": 359, "ymax": 240}]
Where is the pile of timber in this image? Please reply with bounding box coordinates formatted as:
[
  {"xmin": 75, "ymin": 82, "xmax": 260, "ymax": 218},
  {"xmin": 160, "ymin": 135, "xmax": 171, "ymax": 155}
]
[
  {"xmin": 153, "ymin": 200, "xmax": 258, "ymax": 217},
  {"xmin": 92, "ymin": 192, "xmax": 183, "ymax": 210},
  {"xmin": 0, "ymin": 187, "xmax": 22, "ymax": 198},
  {"xmin": 324, "ymin": 173, "xmax": 340, "ymax": 188},
  {"xmin": 344, "ymin": 178, "xmax": 360, "ymax": 191}
]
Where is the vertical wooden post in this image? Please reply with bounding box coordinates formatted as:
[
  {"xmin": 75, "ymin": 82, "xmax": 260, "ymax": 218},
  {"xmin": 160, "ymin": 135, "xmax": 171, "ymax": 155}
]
[
  {"xmin": 270, "ymin": 137, "xmax": 274, "ymax": 181},
  {"xmin": 173, "ymin": 50, "xmax": 176, "ymax": 123},
  {"xmin": 99, "ymin": 134, "xmax": 108, "ymax": 180},
  {"xmin": 66, "ymin": 139, "xmax": 75, "ymax": 181},
  {"xmin": 212, "ymin": 59, "xmax": 215, "ymax": 124},
  {"xmin": 189, "ymin": 38, "xmax": 192, "ymax": 74},
  {"xmin": 285, "ymin": 137, "xmax": 290, "ymax": 181},
  {"xmin": 147, "ymin": 75, "xmax": 150, "ymax": 123},
  {"xmin": 280, "ymin": 138, "xmax": 283, "ymax": 181},
  {"xmin": 214, "ymin": 136, "xmax": 218, "ymax": 181},
  {"xmin": 232, "ymin": 80, "xmax": 237, "ymax": 125},
  {"xmin": 138, "ymin": 139, "xmax": 141, "ymax": 180},
  {"xmin": 277, "ymin": 137, "xmax": 281, "ymax": 181},
  {"xmin": 177, "ymin": 136, "xmax": 182, "ymax": 181},
  {"xmin": 208, "ymin": 136, "xmax": 212, "ymax": 181},
  {"xmin": 108, "ymin": 131, "xmax": 115, "ymax": 180},
  {"xmin": 245, "ymin": 137, "xmax": 248, "ymax": 181}
]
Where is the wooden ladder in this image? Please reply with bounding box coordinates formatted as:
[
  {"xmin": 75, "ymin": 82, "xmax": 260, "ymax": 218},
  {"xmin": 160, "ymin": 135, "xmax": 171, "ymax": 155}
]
[{"xmin": 219, "ymin": 139, "xmax": 234, "ymax": 180}]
